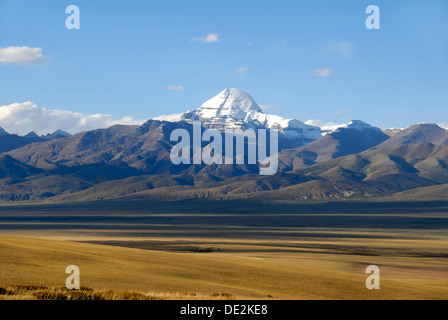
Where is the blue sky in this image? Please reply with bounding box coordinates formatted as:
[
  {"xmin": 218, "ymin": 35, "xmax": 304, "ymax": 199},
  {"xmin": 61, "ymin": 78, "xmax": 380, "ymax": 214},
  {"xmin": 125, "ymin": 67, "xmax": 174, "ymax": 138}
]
[{"xmin": 0, "ymin": 0, "xmax": 447, "ymax": 134}]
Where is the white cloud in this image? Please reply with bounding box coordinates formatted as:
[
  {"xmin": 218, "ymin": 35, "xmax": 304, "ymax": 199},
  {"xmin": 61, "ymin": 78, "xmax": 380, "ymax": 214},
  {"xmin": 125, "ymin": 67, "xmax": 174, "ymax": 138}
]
[
  {"xmin": 191, "ymin": 33, "xmax": 220, "ymax": 43},
  {"xmin": 163, "ymin": 85, "xmax": 185, "ymax": 91},
  {"xmin": 439, "ymin": 122, "xmax": 448, "ymax": 130},
  {"xmin": 235, "ymin": 67, "xmax": 248, "ymax": 73},
  {"xmin": 326, "ymin": 41, "xmax": 354, "ymax": 60},
  {"xmin": 0, "ymin": 102, "xmax": 145, "ymax": 135},
  {"xmin": 0, "ymin": 46, "xmax": 44, "ymax": 64},
  {"xmin": 313, "ymin": 68, "xmax": 333, "ymax": 77}
]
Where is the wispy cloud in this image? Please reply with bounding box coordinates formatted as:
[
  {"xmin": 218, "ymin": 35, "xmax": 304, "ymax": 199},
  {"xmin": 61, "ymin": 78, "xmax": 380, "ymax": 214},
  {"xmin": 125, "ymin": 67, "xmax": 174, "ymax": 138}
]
[
  {"xmin": 312, "ymin": 68, "xmax": 333, "ymax": 77},
  {"xmin": 0, "ymin": 46, "xmax": 44, "ymax": 64},
  {"xmin": 191, "ymin": 33, "xmax": 219, "ymax": 43},
  {"xmin": 265, "ymin": 39, "xmax": 304, "ymax": 56},
  {"xmin": 0, "ymin": 102, "xmax": 144, "ymax": 135},
  {"xmin": 235, "ymin": 67, "xmax": 248, "ymax": 73},
  {"xmin": 259, "ymin": 104, "xmax": 277, "ymax": 111},
  {"xmin": 163, "ymin": 85, "xmax": 185, "ymax": 91},
  {"xmin": 326, "ymin": 41, "xmax": 354, "ymax": 60}
]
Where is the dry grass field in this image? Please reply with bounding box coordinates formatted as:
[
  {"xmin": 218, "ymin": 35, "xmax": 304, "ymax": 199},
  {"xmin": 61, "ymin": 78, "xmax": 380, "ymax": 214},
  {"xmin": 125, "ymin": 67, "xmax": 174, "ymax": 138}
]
[
  {"xmin": 1, "ymin": 234, "xmax": 447, "ymax": 300},
  {"xmin": 0, "ymin": 200, "xmax": 447, "ymax": 300}
]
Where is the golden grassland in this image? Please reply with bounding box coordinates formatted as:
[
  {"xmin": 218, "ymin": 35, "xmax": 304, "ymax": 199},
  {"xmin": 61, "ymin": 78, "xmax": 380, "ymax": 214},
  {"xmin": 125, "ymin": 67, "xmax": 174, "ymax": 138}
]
[{"xmin": 1, "ymin": 234, "xmax": 447, "ymax": 300}]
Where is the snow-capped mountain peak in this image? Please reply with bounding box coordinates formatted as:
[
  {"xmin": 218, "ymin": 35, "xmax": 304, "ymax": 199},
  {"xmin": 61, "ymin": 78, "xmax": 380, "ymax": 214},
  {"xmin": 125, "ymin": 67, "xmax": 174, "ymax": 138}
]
[
  {"xmin": 198, "ymin": 88, "xmax": 263, "ymax": 120},
  {"xmin": 345, "ymin": 120, "xmax": 379, "ymax": 131},
  {"xmin": 155, "ymin": 88, "xmax": 323, "ymax": 146}
]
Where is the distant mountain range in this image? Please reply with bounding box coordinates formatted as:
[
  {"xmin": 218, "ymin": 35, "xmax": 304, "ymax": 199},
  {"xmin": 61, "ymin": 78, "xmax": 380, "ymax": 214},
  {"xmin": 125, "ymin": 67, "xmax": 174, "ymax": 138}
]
[
  {"xmin": 1, "ymin": 88, "xmax": 448, "ymax": 203},
  {"xmin": 0, "ymin": 128, "xmax": 71, "ymax": 154}
]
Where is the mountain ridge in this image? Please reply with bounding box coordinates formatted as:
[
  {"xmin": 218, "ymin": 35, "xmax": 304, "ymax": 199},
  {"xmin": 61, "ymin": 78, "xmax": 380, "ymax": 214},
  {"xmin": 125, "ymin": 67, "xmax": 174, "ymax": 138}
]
[{"xmin": 1, "ymin": 88, "xmax": 448, "ymax": 203}]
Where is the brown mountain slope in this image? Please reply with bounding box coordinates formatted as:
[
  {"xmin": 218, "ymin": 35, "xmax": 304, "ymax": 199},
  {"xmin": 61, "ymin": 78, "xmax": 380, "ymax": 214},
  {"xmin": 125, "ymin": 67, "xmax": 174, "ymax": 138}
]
[
  {"xmin": 4, "ymin": 140, "xmax": 448, "ymax": 203},
  {"xmin": 0, "ymin": 154, "xmax": 43, "ymax": 179},
  {"xmin": 373, "ymin": 123, "xmax": 448, "ymax": 149},
  {"xmin": 6, "ymin": 121, "xmax": 258, "ymax": 176},
  {"xmin": 6, "ymin": 122, "xmax": 180, "ymax": 171},
  {"xmin": 390, "ymin": 183, "xmax": 448, "ymax": 201}
]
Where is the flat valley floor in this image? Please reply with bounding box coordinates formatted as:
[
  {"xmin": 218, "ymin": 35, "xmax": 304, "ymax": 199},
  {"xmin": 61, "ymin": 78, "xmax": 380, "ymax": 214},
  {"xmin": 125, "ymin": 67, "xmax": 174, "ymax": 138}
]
[{"xmin": 0, "ymin": 200, "xmax": 447, "ymax": 300}]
